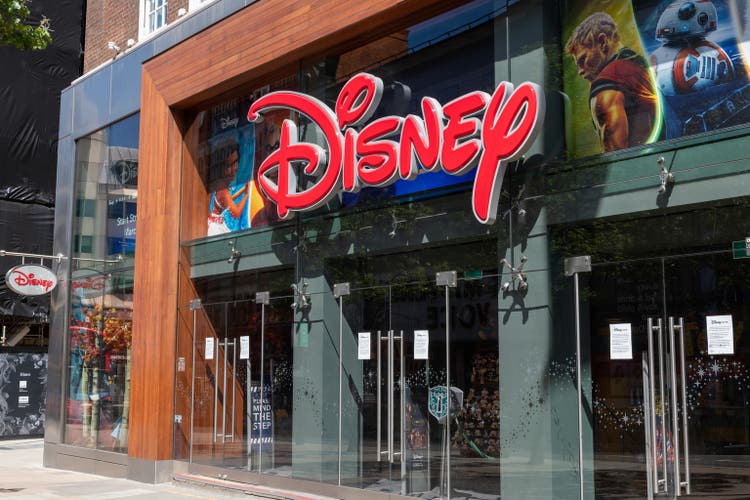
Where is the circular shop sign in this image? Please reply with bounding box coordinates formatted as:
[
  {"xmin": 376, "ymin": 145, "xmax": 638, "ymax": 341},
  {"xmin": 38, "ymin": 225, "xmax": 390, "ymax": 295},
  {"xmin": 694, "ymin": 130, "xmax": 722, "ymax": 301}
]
[{"xmin": 5, "ymin": 264, "xmax": 58, "ymax": 296}]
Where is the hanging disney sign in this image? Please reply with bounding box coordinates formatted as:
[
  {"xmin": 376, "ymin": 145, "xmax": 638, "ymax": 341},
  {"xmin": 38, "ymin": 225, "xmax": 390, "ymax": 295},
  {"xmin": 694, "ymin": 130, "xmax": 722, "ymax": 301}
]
[
  {"xmin": 6, "ymin": 264, "xmax": 58, "ymax": 296},
  {"xmin": 247, "ymin": 73, "xmax": 545, "ymax": 224}
]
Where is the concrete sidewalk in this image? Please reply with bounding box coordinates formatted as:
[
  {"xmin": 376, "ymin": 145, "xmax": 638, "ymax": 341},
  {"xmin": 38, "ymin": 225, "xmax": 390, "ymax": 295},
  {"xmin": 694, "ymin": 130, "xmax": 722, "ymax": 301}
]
[{"xmin": 0, "ymin": 438, "xmax": 263, "ymax": 499}]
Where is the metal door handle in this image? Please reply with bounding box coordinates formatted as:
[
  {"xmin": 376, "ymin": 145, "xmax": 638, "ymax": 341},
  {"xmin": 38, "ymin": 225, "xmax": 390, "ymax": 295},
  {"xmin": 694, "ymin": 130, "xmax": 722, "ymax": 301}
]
[
  {"xmin": 388, "ymin": 330, "xmax": 394, "ymax": 463},
  {"xmin": 668, "ymin": 317, "xmax": 682, "ymax": 496},
  {"xmin": 377, "ymin": 331, "xmax": 383, "ymax": 462},
  {"xmin": 646, "ymin": 318, "xmax": 667, "ymax": 494},
  {"xmin": 213, "ymin": 338, "xmax": 219, "ymax": 442},
  {"xmin": 646, "ymin": 318, "xmax": 660, "ymax": 493},
  {"xmin": 230, "ymin": 338, "xmax": 236, "ymax": 442},
  {"xmin": 676, "ymin": 317, "xmax": 691, "ymax": 494},
  {"xmin": 643, "ymin": 352, "xmax": 654, "ymax": 500},
  {"xmin": 656, "ymin": 317, "xmax": 668, "ymax": 488}
]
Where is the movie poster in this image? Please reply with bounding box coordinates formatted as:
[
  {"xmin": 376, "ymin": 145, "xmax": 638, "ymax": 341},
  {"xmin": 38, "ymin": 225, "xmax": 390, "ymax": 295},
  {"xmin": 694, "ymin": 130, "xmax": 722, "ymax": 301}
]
[
  {"xmin": 563, "ymin": 0, "xmax": 750, "ymax": 159},
  {"xmin": 203, "ymin": 94, "xmax": 282, "ymax": 236}
]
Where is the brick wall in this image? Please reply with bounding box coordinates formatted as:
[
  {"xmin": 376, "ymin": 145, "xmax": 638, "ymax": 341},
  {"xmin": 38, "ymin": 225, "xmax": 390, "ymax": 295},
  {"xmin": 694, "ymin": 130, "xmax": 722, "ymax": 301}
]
[{"xmin": 84, "ymin": 0, "xmax": 191, "ymax": 74}]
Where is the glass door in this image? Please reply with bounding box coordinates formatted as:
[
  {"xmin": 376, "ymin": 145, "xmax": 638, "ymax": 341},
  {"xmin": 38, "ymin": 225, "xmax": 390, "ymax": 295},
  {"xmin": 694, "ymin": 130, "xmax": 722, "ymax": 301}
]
[
  {"xmin": 185, "ymin": 290, "xmax": 293, "ymax": 471},
  {"xmin": 572, "ymin": 258, "xmax": 667, "ymax": 499},
  {"xmin": 569, "ymin": 250, "xmax": 750, "ymax": 499},
  {"xmin": 663, "ymin": 253, "xmax": 750, "ymax": 499},
  {"xmin": 339, "ymin": 273, "xmax": 500, "ymax": 500}
]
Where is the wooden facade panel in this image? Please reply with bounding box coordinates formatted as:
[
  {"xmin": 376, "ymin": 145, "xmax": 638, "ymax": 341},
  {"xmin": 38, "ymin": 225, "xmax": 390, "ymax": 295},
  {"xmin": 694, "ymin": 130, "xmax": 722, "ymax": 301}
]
[
  {"xmin": 145, "ymin": 0, "xmax": 463, "ymax": 108},
  {"xmin": 130, "ymin": 71, "xmax": 183, "ymax": 461}
]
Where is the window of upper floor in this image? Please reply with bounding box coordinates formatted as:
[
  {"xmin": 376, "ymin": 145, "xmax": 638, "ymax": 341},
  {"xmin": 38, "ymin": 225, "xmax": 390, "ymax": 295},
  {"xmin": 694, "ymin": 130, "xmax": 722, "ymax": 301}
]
[{"xmin": 138, "ymin": 0, "xmax": 168, "ymax": 41}]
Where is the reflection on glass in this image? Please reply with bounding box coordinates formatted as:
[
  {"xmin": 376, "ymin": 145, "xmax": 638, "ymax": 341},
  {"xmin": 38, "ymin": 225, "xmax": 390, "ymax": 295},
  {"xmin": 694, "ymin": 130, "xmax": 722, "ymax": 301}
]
[{"xmin": 65, "ymin": 114, "xmax": 139, "ymax": 452}]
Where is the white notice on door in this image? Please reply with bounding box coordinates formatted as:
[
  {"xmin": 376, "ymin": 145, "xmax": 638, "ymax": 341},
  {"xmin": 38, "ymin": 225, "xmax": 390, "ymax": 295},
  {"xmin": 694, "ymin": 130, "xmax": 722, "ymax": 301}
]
[
  {"xmin": 358, "ymin": 332, "xmax": 371, "ymax": 360},
  {"xmin": 240, "ymin": 336, "xmax": 250, "ymax": 360},
  {"xmin": 609, "ymin": 323, "xmax": 632, "ymax": 360},
  {"xmin": 414, "ymin": 330, "xmax": 429, "ymax": 360},
  {"xmin": 205, "ymin": 337, "xmax": 215, "ymax": 360},
  {"xmin": 707, "ymin": 315, "xmax": 734, "ymax": 355}
]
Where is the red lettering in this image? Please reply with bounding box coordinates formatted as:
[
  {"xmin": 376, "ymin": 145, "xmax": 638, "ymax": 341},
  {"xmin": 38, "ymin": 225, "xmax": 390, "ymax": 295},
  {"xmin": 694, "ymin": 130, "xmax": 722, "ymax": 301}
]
[
  {"xmin": 440, "ymin": 91, "xmax": 489, "ymax": 175},
  {"xmin": 11, "ymin": 270, "xmax": 54, "ymax": 292},
  {"xmin": 335, "ymin": 73, "xmax": 383, "ymax": 129},
  {"xmin": 248, "ymin": 91, "xmax": 343, "ymax": 219},
  {"xmin": 473, "ymin": 82, "xmax": 544, "ymax": 224},
  {"xmin": 399, "ymin": 97, "xmax": 443, "ymax": 180},
  {"xmin": 342, "ymin": 128, "xmax": 359, "ymax": 192},
  {"xmin": 247, "ymin": 74, "xmax": 544, "ymax": 225},
  {"xmin": 356, "ymin": 116, "xmax": 402, "ymax": 187}
]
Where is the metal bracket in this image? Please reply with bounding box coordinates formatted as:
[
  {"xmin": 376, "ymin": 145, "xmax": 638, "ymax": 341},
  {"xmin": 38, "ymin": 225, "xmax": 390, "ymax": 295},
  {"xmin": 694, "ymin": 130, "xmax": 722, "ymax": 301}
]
[
  {"xmin": 657, "ymin": 157, "xmax": 674, "ymax": 194},
  {"xmin": 0, "ymin": 250, "xmax": 123, "ymax": 265},
  {"xmin": 291, "ymin": 282, "xmax": 311, "ymax": 311},
  {"xmin": 189, "ymin": 298, "xmax": 202, "ymax": 310},
  {"xmin": 500, "ymin": 256, "xmax": 529, "ymax": 294},
  {"xmin": 227, "ymin": 240, "xmax": 241, "ymax": 264},
  {"xmin": 436, "ymin": 271, "xmax": 457, "ymax": 288},
  {"xmin": 564, "ymin": 256, "xmax": 592, "ymax": 276},
  {"xmin": 255, "ymin": 291, "xmax": 270, "ymax": 305},
  {"xmin": 333, "ymin": 282, "xmax": 350, "ymax": 298}
]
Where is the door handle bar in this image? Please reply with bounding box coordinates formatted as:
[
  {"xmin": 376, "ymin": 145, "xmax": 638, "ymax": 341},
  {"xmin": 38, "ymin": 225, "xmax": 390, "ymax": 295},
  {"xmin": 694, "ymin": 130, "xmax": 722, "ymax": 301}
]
[
  {"xmin": 377, "ymin": 331, "xmax": 383, "ymax": 462},
  {"xmin": 676, "ymin": 317, "xmax": 691, "ymax": 494},
  {"xmin": 646, "ymin": 318, "xmax": 661, "ymax": 493},
  {"xmin": 668, "ymin": 317, "xmax": 682, "ymax": 496}
]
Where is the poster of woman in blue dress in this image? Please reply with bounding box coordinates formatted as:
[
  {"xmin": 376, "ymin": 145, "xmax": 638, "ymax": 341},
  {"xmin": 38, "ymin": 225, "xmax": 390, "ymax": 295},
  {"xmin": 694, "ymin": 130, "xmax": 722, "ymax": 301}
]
[{"xmin": 207, "ymin": 129, "xmax": 254, "ymax": 236}]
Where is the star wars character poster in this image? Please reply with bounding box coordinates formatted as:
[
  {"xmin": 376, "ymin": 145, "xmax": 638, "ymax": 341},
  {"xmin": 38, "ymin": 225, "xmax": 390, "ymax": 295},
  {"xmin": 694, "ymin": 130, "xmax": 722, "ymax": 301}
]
[
  {"xmin": 201, "ymin": 96, "xmax": 280, "ymax": 237},
  {"xmin": 636, "ymin": 0, "xmax": 750, "ymax": 138},
  {"xmin": 563, "ymin": 0, "xmax": 750, "ymax": 159}
]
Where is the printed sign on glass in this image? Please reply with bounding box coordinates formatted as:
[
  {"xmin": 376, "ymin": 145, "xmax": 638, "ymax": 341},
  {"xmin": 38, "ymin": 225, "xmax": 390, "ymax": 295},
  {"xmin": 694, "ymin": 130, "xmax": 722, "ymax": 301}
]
[
  {"xmin": 609, "ymin": 323, "xmax": 633, "ymax": 360},
  {"xmin": 707, "ymin": 314, "xmax": 734, "ymax": 355}
]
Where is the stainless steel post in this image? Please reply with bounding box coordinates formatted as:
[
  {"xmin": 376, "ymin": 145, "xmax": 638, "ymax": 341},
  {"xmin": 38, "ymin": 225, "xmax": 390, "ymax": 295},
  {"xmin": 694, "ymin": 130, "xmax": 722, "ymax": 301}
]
[
  {"xmin": 444, "ymin": 284, "xmax": 451, "ymax": 500},
  {"xmin": 574, "ymin": 273, "xmax": 584, "ymax": 500},
  {"xmin": 338, "ymin": 294, "xmax": 343, "ymax": 486},
  {"xmin": 259, "ymin": 301, "xmax": 265, "ymax": 471},
  {"xmin": 563, "ymin": 256, "xmax": 591, "ymax": 500},
  {"xmin": 400, "ymin": 330, "xmax": 406, "ymax": 495},
  {"xmin": 189, "ymin": 308, "xmax": 197, "ymax": 463}
]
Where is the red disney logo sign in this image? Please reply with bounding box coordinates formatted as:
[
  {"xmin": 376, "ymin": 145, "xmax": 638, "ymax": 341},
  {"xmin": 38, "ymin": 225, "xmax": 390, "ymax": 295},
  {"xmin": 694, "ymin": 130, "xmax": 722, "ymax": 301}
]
[
  {"xmin": 12, "ymin": 270, "xmax": 55, "ymax": 292},
  {"xmin": 247, "ymin": 73, "xmax": 544, "ymax": 224}
]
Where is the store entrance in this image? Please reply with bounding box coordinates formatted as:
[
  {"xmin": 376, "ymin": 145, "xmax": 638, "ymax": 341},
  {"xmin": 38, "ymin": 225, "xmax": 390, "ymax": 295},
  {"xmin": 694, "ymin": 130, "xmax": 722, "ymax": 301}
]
[
  {"xmin": 186, "ymin": 287, "xmax": 294, "ymax": 473},
  {"xmin": 338, "ymin": 272, "xmax": 501, "ymax": 500},
  {"xmin": 561, "ymin": 206, "xmax": 750, "ymax": 499}
]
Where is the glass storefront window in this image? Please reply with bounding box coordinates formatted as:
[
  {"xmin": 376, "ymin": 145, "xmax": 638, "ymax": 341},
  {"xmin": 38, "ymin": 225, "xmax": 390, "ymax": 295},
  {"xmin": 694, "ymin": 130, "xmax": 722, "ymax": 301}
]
[
  {"xmin": 176, "ymin": 1, "xmax": 576, "ymax": 498},
  {"xmin": 64, "ymin": 114, "xmax": 139, "ymax": 452}
]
